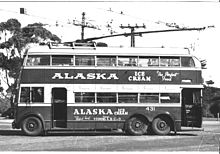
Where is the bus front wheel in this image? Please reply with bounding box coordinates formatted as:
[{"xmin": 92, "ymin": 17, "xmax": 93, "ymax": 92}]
[
  {"xmin": 152, "ymin": 117, "xmax": 171, "ymax": 135},
  {"xmin": 21, "ymin": 116, "xmax": 43, "ymax": 136},
  {"xmin": 126, "ymin": 117, "xmax": 148, "ymax": 135}
]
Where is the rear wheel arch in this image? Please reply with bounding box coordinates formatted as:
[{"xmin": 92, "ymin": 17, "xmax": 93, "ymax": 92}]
[{"xmin": 130, "ymin": 114, "xmax": 150, "ymax": 123}]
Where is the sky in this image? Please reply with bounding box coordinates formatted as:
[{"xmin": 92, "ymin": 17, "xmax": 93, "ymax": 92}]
[{"xmin": 0, "ymin": 0, "xmax": 220, "ymax": 87}]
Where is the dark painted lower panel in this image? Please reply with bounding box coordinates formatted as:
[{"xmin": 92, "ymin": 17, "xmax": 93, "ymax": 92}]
[{"xmin": 14, "ymin": 105, "xmax": 182, "ymax": 131}]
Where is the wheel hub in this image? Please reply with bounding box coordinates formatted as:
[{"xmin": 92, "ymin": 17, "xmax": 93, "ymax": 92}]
[
  {"xmin": 29, "ymin": 123, "xmax": 35, "ymax": 128},
  {"xmin": 135, "ymin": 122, "xmax": 141, "ymax": 128},
  {"xmin": 159, "ymin": 121, "xmax": 166, "ymax": 129}
]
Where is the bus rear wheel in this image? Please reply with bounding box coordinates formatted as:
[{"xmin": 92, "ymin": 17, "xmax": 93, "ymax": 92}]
[
  {"xmin": 126, "ymin": 117, "xmax": 148, "ymax": 135},
  {"xmin": 21, "ymin": 117, "xmax": 43, "ymax": 136},
  {"xmin": 152, "ymin": 117, "xmax": 171, "ymax": 135}
]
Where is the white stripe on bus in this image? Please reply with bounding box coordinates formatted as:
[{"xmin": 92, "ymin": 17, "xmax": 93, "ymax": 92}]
[
  {"xmin": 18, "ymin": 84, "xmax": 203, "ymax": 92},
  {"xmin": 18, "ymin": 103, "xmax": 181, "ymax": 107},
  {"xmin": 23, "ymin": 66, "xmax": 201, "ymax": 71}
]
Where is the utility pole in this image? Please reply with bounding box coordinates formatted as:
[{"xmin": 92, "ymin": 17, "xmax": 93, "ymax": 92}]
[
  {"xmin": 120, "ymin": 24, "xmax": 146, "ymax": 47},
  {"xmin": 73, "ymin": 12, "xmax": 98, "ymax": 41},
  {"xmin": 20, "ymin": 8, "xmax": 27, "ymax": 14},
  {"xmin": 81, "ymin": 12, "xmax": 85, "ymax": 40}
]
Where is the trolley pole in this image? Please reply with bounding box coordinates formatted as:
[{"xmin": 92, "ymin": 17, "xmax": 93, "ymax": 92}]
[{"xmin": 120, "ymin": 24, "xmax": 146, "ymax": 47}]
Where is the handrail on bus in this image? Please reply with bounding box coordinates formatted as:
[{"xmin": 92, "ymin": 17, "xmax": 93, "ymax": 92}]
[{"xmin": 48, "ymin": 42, "xmax": 96, "ymax": 50}]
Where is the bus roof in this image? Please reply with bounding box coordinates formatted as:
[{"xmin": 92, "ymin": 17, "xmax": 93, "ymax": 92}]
[{"xmin": 26, "ymin": 45, "xmax": 192, "ymax": 57}]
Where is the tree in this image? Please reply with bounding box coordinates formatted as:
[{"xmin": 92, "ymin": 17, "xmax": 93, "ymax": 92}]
[
  {"xmin": 202, "ymin": 85, "xmax": 220, "ymax": 117},
  {"xmin": 0, "ymin": 18, "xmax": 61, "ymax": 113},
  {"xmin": 209, "ymin": 101, "xmax": 220, "ymax": 117}
]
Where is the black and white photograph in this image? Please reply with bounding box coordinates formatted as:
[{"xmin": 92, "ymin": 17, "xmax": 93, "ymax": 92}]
[{"xmin": 0, "ymin": 0, "xmax": 220, "ymax": 152}]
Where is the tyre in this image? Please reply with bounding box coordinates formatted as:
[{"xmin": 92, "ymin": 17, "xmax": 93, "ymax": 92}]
[
  {"xmin": 21, "ymin": 116, "xmax": 43, "ymax": 136},
  {"xmin": 126, "ymin": 117, "xmax": 148, "ymax": 135},
  {"xmin": 152, "ymin": 117, "xmax": 171, "ymax": 135}
]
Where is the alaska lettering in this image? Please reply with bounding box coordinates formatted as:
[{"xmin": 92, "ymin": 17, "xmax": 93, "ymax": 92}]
[{"xmin": 52, "ymin": 72, "xmax": 119, "ymax": 80}]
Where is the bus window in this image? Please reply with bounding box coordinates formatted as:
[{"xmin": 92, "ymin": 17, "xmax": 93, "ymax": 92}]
[
  {"xmin": 52, "ymin": 55, "xmax": 74, "ymax": 66},
  {"xmin": 118, "ymin": 93, "xmax": 138, "ymax": 103},
  {"xmin": 118, "ymin": 56, "xmax": 137, "ymax": 67},
  {"xmin": 160, "ymin": 57, "xmax": 169, "ymax": 67},
  {"xmin": 20, "ymin": 87, "xmax": 44, "ymax": 103},
  {"xmin": 97, "ymin": 56, "xmax": 116, "ymax": 66},
  {"xmin": 75, "ymin": 56, "xmax": 95, "ymax": 66},
  {"xmin": 97, "ymin": 93, "xmax": 116, "ymax": 103},
  {"xmin": 160, "ymin": 57, "xmax": 180, "ymax": 67},
  {"xmin": 75, "ymin": 92, "xmax": 95, "ymax": 103},
  {"xmin": 170, "ymin": 57, "xmax": 180, "ymax": 67},
  {"xmin": 147, "ymin": 57, "xmax": 159, "ymax": 67},
  {"xmin": 181, "ymin": 57, "xmax": 195, "ymax": 67},
  {"xmin": 160, "ymin": 93, "xmax": 180, "ymax": 103},
  {"xmin": 20, "ymin": 87, "xmax": 30, "ymax": 103},
  {"xmin": 32, "ymin": 87, "xmax": 44, "ymax": 103},
  {"xmin": 139, "ymin": 57, "xmax": 149, "ymax": 67},
  {"xmin": 26, "ymin": 55, "xmax": 50, "ymax": 66},
  {"xmin": 140, "ymin": 93, "xmax": 159, "ymax": 103}
]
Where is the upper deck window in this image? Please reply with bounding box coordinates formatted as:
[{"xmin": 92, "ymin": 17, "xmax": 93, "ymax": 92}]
[
  {"xmin": 139, "ymin": 57, "xmax": 159, "ymax": 67},
  {"xmin": 160, "ymin": 57, "xmax": 180, "ymax": 67},
  {"xmin": 75, "ymin": 55, "xmax": 95, "ymax": 66},
  {"xmin": 118, "ymin": 56, "xmax": 137, "ymax": 67},
  {"xmin": 26, "ymin": 55, "xmax": 50, "ymax": 66},
  {"xmin": 97, "ymin": 56, "xmax": 116, "ymax": 66},
  {"xmin": 181, "ymin": 57, "xmax": 195, "ymax": 67},
  {"xmin": 52, "ymin": 55, "xmax": 74, "ymax": 66}
]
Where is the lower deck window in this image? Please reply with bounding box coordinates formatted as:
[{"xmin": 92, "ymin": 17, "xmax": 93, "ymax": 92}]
[
  {"xmin": 140, "ymin": 93, "xmax": 159, "ymax": 103},
  {"xmin": 118, "ymin": 93, "xmax": 138, "ymax": 103},
  {"xmin": 160, "ymin": 93, "xmax": 180, "ymax": 103},
  {"xmin": 73, "ymin": 92, "xmax": 179, "ymax": 104},
  {"xmin": 97, "ymin": 93, "xmax": 116, "ymax": 103},
  {"xmin": 75, "ymin": 92, "xmax": 95, "ymax": 103},
  {"xmin": 20, "ymin": 87, "xmax": 44, "ymax": 103},
  {"xmin": 20, "ymin": 87, "xmax": 30, "ymax": 103}
]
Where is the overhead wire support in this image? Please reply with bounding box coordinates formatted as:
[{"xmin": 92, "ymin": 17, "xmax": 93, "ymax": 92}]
[
  {"xmin": 73, "ymin": 12, "xmax": 98, "ymax": 41},
  {"xmin": 81, "ymin": 12, "xmax": 85, "ymax": 40},
  {"xmin": 120, "ymin": 24, "xmax": 146, "ymax": 47}
]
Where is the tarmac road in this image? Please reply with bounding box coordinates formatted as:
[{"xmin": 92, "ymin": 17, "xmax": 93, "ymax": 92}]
[{"xmin": 0, "ymin": 118, "xmax": 219, "ymax": 151}]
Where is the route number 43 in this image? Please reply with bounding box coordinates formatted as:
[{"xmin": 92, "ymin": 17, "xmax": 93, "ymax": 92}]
[{"xmin": 146, "ymin": 106, "xmax": 155, "ymax": 111}]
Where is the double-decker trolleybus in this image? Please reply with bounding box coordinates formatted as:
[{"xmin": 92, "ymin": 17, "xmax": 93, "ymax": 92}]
[{"xmin": 12, "ymin": 42, "xmax": 204, "ymax": 136}]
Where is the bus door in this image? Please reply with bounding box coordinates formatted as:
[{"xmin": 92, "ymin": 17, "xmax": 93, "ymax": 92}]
[
  {"xmin": 52, "ymin": 88, "xmax": 67, "ymax": 128},
  {"xmin": 181, "ymin": 88, "xmax": 202, "ymax": 127}
]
